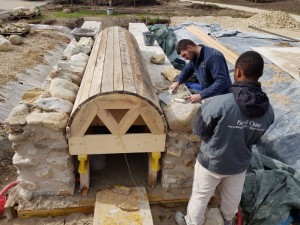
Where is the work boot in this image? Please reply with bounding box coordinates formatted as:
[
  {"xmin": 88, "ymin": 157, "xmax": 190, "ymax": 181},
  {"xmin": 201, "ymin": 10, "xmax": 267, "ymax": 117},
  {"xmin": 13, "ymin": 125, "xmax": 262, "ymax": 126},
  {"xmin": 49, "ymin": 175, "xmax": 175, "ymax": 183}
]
[{"xmin": 175, "ymin": 211, "xmax": 187, "ymax": 225}]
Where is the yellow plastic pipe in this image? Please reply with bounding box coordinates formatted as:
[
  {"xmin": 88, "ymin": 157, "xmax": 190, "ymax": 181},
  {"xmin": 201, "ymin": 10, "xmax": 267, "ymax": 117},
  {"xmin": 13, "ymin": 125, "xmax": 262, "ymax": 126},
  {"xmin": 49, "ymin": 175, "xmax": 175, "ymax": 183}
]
[
  {"xmin": 78, "ymin": 154, "xmax": 88, "ymax": 174},
  {"xmin": 149, "ymin": 152, "xmax": 161, "ymax": 172}
]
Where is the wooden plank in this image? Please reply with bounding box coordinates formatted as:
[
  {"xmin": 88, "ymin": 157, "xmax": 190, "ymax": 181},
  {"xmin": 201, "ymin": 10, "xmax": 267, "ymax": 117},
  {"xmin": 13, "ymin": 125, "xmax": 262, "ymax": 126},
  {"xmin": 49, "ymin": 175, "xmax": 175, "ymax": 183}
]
[
  {"xmin": 119, "ymin": 28, "xmax": 136, "ymax": 94},
  {"xmin": 94, "ymin": 94, "xmax": 142, "ymax": 109},
  {"xmin": 125, "ymin": 31, "xmax": 148, "ymax": 98},
  {"xmin": 118, "ymin": 107, "xmax": 141, "ymax": 135},
  {"xmin": 252, "ymin": 47, "xmax": 300, "ymax": 81},
  {"xmin": 186, "ymin": 25, "xmax": 239, "ymax": 65},
  {"xmin": 72, "ymin": 30, "xmax": 103, "ymax": 113},
  {"xmin": 68, "ymin": 134, "xmax": 166, "ymax": 155},
  {"xmin": 96, "ymin": 107, "xmax": 119, "ymax": 135},
  {"xmin": 140, "ymin": 104, "xmax": 165, "ymax": 134},
  {"xmin": 89, "ymin": 28, "xmax": 108, "ymax": 97},
  {"xmin": 113, "ymin": 26, "xmax": 124, "ymax": 91},
  {"xmin": 101, "ymin": 27, "xmax": 114, "ymax": 93},
  {"xmin": 70, "ymin": 102, "xmax": 98, "ymax": 136},
  {"xmin": 18, "ymin": 206, "xmax": 94, "ymax": 219},
  {"xmin": 93, "ymin": 187, "xmax": 153, "ymax": 225}
]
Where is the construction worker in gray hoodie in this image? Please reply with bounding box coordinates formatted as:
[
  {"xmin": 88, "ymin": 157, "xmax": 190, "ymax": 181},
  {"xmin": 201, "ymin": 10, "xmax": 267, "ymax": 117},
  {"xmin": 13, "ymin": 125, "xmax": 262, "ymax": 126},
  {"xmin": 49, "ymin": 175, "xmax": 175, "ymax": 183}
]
[{"xmin": 175, "ymin": 51, "xmax": 274, "ymax": 225}]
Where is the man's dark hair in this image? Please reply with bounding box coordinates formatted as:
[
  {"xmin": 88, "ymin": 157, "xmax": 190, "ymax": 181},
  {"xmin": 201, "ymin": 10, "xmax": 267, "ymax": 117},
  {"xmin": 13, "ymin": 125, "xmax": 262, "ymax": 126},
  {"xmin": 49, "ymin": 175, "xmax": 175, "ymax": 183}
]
[
  {"xmin": 235, "ymin": 51, "xmax": 264, "ymax": 80},
  {"xmin": 176, "ymin": 39, "xmax": 197, "ymax": 55}
]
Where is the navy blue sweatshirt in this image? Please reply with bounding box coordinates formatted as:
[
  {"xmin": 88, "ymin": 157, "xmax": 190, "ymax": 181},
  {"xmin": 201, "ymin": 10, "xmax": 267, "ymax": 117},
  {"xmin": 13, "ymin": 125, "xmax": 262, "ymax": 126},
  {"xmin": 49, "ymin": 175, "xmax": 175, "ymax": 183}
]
[{"xmin": 175, "ymin": 45, "xmax": 232, "ymax": 99}]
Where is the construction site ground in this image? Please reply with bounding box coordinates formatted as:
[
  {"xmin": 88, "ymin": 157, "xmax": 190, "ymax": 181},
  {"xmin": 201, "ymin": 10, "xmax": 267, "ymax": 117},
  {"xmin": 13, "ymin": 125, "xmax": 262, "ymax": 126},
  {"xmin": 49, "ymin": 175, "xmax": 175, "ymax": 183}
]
[{"xmin": 0, "ymin": 0, "xmax": 299, "ymax": 224}]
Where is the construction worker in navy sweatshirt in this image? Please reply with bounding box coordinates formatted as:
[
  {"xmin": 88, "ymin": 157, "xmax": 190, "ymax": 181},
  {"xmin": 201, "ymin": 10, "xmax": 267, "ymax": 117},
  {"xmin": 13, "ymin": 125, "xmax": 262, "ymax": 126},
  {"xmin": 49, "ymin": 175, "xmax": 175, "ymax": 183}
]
[
  {"xmin": 170, "ymin": 39, "xmax": 232, "ymax": 103},
  {"xmin": 175, "ymin": 51, "xmax": 274, "ymax": 225}
]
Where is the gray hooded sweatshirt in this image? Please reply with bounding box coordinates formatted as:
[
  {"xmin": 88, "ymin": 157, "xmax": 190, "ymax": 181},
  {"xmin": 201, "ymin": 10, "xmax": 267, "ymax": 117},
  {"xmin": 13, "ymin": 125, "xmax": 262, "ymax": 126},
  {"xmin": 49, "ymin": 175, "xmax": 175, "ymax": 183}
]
[{"xmin": 193, "ymin": 81, "xmax": 274, "ymax": 175}]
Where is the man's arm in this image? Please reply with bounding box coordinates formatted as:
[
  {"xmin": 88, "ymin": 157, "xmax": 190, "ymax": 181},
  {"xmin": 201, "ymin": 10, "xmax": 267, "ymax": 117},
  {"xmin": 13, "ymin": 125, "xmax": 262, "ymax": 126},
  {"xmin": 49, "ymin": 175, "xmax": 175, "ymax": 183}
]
[
  {"xmin": 175, "ymin": 61, "xmax": 194, "ymax": 84},
  {"xmin": 200, "ymin": 55, "xmax": 231, "ymax": 99},
  {"xmin": 193, "ymin": 98, "xmax": 223, "ymax": 142}
]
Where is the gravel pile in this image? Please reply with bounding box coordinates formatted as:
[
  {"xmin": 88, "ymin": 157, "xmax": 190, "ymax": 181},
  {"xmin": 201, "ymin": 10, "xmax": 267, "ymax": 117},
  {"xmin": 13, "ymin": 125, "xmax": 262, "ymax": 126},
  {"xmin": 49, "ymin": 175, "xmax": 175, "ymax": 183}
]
[{"xmin": 248, "ymin": 11, "xmax": 299, "ymax": 30}]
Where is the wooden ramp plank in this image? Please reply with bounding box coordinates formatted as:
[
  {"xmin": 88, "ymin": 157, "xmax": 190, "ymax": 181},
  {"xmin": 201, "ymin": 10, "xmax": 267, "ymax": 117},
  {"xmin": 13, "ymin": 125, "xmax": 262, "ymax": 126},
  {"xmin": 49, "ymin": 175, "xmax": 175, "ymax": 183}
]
[
  {"xmin": 93, "ymin": 187, "xmax": 153, "ymax": 225},
  {"xmin": 252, "ymin": 47, "xmax": 300, "ymax": 82}
]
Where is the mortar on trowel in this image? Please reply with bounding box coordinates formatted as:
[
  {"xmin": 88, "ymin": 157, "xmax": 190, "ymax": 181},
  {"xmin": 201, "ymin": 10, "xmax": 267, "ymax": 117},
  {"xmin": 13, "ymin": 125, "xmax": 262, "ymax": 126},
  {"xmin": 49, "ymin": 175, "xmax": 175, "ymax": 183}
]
[{"xmin": 158, "ymin": 88, "xmax": 191, "ymax": 105}]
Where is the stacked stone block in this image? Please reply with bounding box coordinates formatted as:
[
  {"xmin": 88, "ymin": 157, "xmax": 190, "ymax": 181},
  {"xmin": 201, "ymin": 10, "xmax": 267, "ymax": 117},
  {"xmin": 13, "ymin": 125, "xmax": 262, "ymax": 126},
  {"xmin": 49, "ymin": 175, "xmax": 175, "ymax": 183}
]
[
  {"xmin": 4, "ymin": 36, "xmax": 94, "ymax": 200},
  {"xmin": 161, "ymin": 131, "xmax": 201, "ymax": 192}
]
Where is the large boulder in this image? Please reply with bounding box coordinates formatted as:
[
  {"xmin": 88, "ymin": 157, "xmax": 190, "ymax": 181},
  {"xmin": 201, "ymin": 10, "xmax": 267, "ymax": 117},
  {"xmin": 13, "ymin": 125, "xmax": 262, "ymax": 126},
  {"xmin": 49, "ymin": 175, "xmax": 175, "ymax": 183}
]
[
  {"xmin": 0, "ymin": 35, "xmax": 13, "ymax": 51},
  {"xmin": 49, "ymin": 78, "xmax": 79, "ymax": 103},
  {"xmin": 9, "ymin": 35, "xmax": 24, "ymax": 45},
  {"xmin": 26, "ymin": 112, "xmax": 69, "ymax": 131},
  {"xmin": 33, "ymin": 97, "xmax": 74, "ymax": 114}
]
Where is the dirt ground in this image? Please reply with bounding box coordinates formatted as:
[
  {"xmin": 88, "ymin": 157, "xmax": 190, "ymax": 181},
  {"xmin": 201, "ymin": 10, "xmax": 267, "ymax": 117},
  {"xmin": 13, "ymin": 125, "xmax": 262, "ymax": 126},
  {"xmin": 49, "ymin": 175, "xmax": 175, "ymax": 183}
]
[{"xmin": 0, "ymin": 0, "xmax": 299, "ymax": 224}]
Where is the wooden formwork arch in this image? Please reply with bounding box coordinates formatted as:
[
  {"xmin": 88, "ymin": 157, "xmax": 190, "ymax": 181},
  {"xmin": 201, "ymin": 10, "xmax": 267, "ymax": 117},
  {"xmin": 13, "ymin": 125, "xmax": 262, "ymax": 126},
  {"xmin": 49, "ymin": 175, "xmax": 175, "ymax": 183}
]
[{"xmin": 67, "ymin": 26, "xmax": 167, "ymax": 188}]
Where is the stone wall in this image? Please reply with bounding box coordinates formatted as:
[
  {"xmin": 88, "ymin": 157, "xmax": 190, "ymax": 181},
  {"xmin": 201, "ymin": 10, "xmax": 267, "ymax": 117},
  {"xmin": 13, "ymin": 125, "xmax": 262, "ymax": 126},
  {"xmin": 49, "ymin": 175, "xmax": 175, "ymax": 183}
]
[
  {"xmin": 4, "ymin": 35, "xmax": 94, "ymax": 200},
  {"xmin": 162, "ymin": 130, "xmax": 200, "ymax": 192}
]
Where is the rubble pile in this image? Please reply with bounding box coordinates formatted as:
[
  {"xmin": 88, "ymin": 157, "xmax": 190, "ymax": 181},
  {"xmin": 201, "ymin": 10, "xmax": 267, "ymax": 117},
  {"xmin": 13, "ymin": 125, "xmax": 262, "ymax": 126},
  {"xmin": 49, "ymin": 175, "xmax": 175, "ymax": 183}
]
[
  {"xmin": 0, "ymin": 22, "xmax": 30, "ymax": 35},
  {"xmin": 9, "ymin": 7, "xmax": 41, "ymax": 18},
  {"xmin": 248, "ymin": 11, "xmax": 300, "ymax": 30}
]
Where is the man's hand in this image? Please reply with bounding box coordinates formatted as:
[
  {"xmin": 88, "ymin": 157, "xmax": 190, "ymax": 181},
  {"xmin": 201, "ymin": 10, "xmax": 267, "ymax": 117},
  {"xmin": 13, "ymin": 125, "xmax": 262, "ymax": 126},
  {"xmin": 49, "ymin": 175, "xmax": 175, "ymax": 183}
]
[
  {"xmin": 185, "ymin": 94, "xmax": 202, "ymax": 103},
  {"xmin": 169, "ymin": 82, "xmax": 180, "ymax": 93}
]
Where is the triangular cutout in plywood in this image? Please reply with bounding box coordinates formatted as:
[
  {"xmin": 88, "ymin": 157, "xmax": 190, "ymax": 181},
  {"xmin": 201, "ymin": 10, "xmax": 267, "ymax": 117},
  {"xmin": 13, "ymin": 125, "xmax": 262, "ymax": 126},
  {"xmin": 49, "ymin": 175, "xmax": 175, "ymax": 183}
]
[
  {"xmin": 85, "ymin": 115, "xmax": 111, "ymax": 135},
  {"xmin": 107, "ymin": 109, "xmax": 129, "ymax": 124},
  {"xmin": 126, "ymin": 115, "xmax": 151, "ymax": 134}
]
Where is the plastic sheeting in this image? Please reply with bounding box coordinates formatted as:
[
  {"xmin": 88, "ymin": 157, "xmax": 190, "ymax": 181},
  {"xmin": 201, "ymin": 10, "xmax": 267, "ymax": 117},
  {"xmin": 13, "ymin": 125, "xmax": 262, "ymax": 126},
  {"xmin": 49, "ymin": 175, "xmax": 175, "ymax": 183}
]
[
  {"xmin": 150, "ymin": 23, "xmax": 300, "ymax": 224},
  {"xmin": 241, "ymin": 150, "xmax": 300, "ymax": 225}
]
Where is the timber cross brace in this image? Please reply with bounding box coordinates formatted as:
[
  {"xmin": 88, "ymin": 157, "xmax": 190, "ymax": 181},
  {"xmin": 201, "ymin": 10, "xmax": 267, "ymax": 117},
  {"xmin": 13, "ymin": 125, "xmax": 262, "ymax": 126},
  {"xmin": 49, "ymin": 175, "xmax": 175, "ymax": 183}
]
[{"xmin": 66, "ymin": 26, "xmax": 167, "ymax": 192}]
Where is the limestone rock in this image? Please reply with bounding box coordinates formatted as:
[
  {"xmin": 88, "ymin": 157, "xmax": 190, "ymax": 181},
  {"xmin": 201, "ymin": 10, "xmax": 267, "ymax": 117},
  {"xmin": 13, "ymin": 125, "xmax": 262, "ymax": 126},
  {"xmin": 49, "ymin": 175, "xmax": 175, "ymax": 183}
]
[
  {"xmin": 56, "ymin": 61, "xmax": 85, "ymax": 77},
  {"xmin": 9, "ymin": 104, "xmax": 29, "ymax": 117},
  {"xmin": 161, "ymin": 66, "xmax": 181, "ymax": 82},
  {"xmin": 63, "ymin": 43, "xmax": 81, "ymax": 59},
  {"xmin": 22, "ymin": 88, "xmax": 45, "ymax": 104},
  {"xmin": 150, "ymin": 54, "xmax": 165, "ymax": 65},
  {"xmin": 13, "ymin": 153, "xmax": 37, "ymax": 169},
  {"xmin": 20, "ymin": 181, "xmax": 38, "ymax": 190},
  {"xmin": 50, "ymin": 78, "xmax": 79, "ymax": 94},
  {"xmin": 78, "ymin": 37, "xmax": 94, "ymax": 48},
  {"xmin": 68, "ymin": 52, "xmax": 89, "ymax": 68},
  {"xmin": 4, "ymin": 115, "xmax": 27, "ymax": 127},
  {"xmin": 8, "ymin": 133, "xmax": 25, "ymax": 143},
  {"xmin": 49, "ymin": 78, "xmax": 79, "ymax": 102},
  {"xmin": 0, "ymin": 35, "xmax": 13, "ymax": 51},
  {"xmin": 33, "ymin": 97, "xmax": 74, "ymax": 113},
  {"xmin": 162, "ymin": 102, "xmax": 200, "ymax": 132},
  {"xmin": 35, "ymin": 167, "xmax": 52, "ymax": 179},
  {"xmin": 204, "ymin": 208, "xmax": 224, "ymax": 225},
  {"xmin": 9, "ymin": 35, "xmax": 24, "ymax": 45},
  {"xmin": 26, "ymin": 112, "xmax": 69, "ymax": 131}
]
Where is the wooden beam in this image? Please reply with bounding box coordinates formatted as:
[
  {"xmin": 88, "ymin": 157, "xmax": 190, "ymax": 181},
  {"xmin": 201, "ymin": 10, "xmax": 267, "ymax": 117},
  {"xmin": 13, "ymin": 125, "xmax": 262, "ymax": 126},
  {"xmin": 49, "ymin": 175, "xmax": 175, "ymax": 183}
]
[
  {"xmin": 248, "ymin": 25, "xmax": 300, "ymax": 42},
  {"xmin": 186, "ymin": 25, "xmax": 239, "ymax": 65},
  {"xmin": 113, "ymin": 26, "xmax": 124, "ymax": 91},
  {"xmin": 68, "ymin": 134, "xmax": 166, "ymax": 155},
  {"xmin": 118, "ymin": 107, "xmax": 141, "ymax": 135},
  {"xmin": 89, "ymin": 28, "xmax": 108, "ymax": 97},
  {"xmin": 18, "ymin": 206, "xmax": 94, "ymax": 219},
  {"xmin": 96, "ymin": 107, "xmax": 119, "ymax": 135},
  {"xmin": 70, "ymin": 102, "xmax": 98, "ymax": 136}
]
